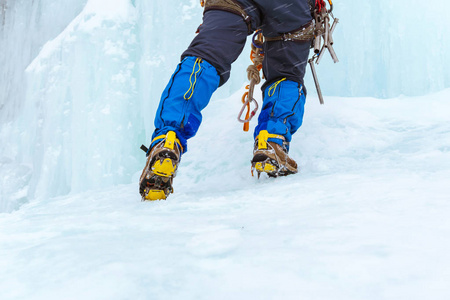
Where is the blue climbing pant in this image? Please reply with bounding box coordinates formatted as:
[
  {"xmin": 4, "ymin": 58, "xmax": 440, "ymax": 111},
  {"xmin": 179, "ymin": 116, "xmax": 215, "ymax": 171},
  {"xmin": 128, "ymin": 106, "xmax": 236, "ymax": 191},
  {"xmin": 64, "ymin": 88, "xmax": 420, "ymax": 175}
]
[
  {"xmin": 254, "ymin": 79, "xmax": 306, "ymax": 148},
  {"xmin": 152, "ymin": 1, "xmax": 312, "ymax": 153},
  {"xmin": 152, "ymin": 57, "xmax": 220, "ymax": 152}
]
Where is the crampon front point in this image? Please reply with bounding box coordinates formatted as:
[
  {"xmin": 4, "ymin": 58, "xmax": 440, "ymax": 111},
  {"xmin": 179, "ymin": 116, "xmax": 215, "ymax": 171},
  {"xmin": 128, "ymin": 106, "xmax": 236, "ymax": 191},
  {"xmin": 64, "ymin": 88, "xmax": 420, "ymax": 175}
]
[{"xmin": 140, "ymin": 166, "xmax": 175, "ymax": 201}]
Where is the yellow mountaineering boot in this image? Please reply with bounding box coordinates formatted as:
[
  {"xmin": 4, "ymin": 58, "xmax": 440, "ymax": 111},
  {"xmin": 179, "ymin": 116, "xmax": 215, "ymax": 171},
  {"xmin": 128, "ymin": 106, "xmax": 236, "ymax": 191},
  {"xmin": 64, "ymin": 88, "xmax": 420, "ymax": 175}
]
[
  {"xmin": 139, "ymin": 131, "xmax": 182, "ymax": 201},
  {"xmin": 251, "ymin": 130, "xmax": 298, "ymax": 178}
]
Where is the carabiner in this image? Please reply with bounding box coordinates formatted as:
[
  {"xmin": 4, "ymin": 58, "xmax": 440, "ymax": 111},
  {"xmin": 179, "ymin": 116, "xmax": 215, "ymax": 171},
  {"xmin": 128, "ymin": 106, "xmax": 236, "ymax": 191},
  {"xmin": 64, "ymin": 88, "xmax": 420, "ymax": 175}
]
[
  {"xmin": 237, "ymin": 94, "xmax": 259, "ymax": 123},
  {"xmin": 327, "ymin": 0, "xmax": 333, "ymax": 13},
  {"xmin": 252, "ymin": 30, "xmax": 264, "ymax": 50}
]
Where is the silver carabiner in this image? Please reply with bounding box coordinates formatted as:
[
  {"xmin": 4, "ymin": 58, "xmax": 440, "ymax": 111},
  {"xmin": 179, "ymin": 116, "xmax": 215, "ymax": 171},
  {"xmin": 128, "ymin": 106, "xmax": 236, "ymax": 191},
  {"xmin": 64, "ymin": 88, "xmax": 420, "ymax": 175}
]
[{"xmin": 237, "ymin": 95, "xmax": 259, "ymax": 123}]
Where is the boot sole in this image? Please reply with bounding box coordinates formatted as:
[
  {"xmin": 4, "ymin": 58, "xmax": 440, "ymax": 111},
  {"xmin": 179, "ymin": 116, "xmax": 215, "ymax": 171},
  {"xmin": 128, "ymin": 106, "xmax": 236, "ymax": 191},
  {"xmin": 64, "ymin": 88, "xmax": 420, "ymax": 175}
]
[
  {"xmin": 140, "ymin": 156, "xmax": 177, "ymax": 201},
  {"xmin": 252, "ymin": 154, "xmax": 296, "ymax": 178}
]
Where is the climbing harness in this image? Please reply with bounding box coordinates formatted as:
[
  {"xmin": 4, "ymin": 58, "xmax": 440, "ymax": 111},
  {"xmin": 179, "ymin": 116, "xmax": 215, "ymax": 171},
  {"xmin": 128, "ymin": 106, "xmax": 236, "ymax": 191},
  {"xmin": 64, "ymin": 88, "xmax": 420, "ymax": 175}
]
[
  {"xmin": 263, "ymin": 21, "xmax": 315, "ymax": 43},
  {"xmin": 309, "ymin": 0, "xmax": 339, "ymax": 104}
]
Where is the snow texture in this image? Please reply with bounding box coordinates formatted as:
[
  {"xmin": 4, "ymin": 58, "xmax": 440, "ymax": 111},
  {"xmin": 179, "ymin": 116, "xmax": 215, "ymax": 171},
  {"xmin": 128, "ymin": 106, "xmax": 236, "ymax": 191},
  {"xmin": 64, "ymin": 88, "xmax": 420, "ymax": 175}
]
[
  {"xmin": 1, "ymin": 0, "xmax": 450, "ymax": 298},
  {"xmin": 1, "ymin": 88, "xmax": 450, "ymax": 299},
  {"xmin": 1, "ymin": 0, "xmax": 450, "ymax": 210}
]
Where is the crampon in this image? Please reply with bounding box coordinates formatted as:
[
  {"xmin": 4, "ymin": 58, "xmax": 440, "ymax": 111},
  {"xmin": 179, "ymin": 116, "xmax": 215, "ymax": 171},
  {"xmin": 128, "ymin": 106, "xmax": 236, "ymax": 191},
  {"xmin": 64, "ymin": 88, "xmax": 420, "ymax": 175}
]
[
  {"xmin": 139, "ymin": 131, "xmax": 181, "ymax": 201},
  {"xmin": 251, "ymin": 130, "xmax": 298, "ymax": 178}
]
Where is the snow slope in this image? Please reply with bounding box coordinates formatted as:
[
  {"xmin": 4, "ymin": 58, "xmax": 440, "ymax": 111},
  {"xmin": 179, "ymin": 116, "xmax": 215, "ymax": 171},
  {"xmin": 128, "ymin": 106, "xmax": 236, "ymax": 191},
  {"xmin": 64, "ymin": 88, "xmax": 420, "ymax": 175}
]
[
  {"xmin": 2, "ymin": 0, "xmax": 450, "ymax": 212},
  {"xmin": 2, "ymin": 0, "xmax": 450, "ymax": 298},
  {"xmin": 1, "ymin": 88, "xmax": 450, "ymax": 300}
]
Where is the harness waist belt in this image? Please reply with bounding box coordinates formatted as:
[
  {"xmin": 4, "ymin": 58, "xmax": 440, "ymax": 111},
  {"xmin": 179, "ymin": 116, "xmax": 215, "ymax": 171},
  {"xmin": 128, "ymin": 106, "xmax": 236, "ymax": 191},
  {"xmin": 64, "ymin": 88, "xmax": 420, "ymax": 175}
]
[{"xmin": 264, "ymin": 21, "xmax": 316, "ymax": 42}]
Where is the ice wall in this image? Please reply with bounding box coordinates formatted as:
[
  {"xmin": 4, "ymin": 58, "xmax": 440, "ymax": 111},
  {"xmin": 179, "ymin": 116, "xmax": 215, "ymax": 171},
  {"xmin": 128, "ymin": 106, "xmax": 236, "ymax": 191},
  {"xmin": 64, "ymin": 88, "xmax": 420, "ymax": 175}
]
[
  {"xmin": 317, "ymin": 0, "xmax": 450, "ymax": 98},
  {"xmin": 1, "ymin": 0, "xmax": 450, "ymax": 212},
  {"xmin": 0, "ymin": 0, "xmax": 215, "ymax": 212},
  {"xmin": 0, "ymin": 0, "xmax": 87, "ymax": 123},
  {"xmin": 12, "ymin": 0, "xmax": 141, "ymax": 203},
  {"xmin": 1, "ymin": 0, "xmax": 87, "ymax": 212}
]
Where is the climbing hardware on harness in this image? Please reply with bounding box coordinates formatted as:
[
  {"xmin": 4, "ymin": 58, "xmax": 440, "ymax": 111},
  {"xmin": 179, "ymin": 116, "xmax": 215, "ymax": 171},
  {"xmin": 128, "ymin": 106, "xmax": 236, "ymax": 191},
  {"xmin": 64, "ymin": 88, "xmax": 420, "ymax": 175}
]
[{"xmin": 309, "ymin": 0, "xmax": 340, "ymax": 104}]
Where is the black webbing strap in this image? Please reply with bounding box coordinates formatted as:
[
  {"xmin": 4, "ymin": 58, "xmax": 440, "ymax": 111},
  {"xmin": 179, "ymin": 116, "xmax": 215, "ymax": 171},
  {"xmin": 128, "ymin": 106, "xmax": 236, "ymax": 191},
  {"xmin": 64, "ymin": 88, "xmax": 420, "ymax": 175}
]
[{"xmin": 264, "ymin": 21, "xmax": 315, "ymax": 43}]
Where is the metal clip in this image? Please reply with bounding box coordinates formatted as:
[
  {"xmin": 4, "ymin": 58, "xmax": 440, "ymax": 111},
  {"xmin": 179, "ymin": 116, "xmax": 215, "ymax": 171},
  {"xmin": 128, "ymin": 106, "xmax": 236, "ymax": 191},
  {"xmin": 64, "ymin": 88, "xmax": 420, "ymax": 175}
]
[
  {"xmin": 309, "ymin": 1, "xmax": 339, "ymax": 105},
  {"xmin": 314, "ymin": 35, "xmax": 321, "ymax": 54},
  {"xmin": 309, "ymin": 56, "xmax": 324, "ymax": 105},
  {"xmin": 315, "ymin": 12, "xmax": 339, "ymax": 65},
  {"xmin": 327, "ymin": 17, "xmax": 339, "ymax": 63},
  {"xmin": 329, "ymin": 18, "xmax": 339, "ymax": 45},
  {"xmin": 238, "ymin": 80, "xmax": 259, "ymax": 123},
  {"xmin": 237, "ymin": 95, "xmax": 259, "ymax": 123},
  {"xmin": 323, "ymin": 13, "xmax": 330, "ymax": 47}
]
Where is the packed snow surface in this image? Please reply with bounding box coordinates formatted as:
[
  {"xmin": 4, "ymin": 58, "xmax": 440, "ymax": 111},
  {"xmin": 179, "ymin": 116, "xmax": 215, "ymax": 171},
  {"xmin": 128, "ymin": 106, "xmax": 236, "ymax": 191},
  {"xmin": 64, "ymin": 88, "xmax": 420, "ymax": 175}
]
[
  {"xmin": 1, "ymin": 0, "xmax": 450, "ymax": 298},
  {"xmin": 1, "ymin": 88, "xmax": 450, "ymax": 299},
  {"xmin": 2, "ymin": 0, "xmax": 450, "ymax": 210}
]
